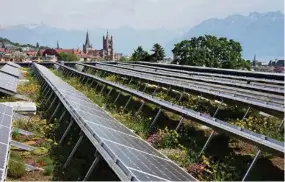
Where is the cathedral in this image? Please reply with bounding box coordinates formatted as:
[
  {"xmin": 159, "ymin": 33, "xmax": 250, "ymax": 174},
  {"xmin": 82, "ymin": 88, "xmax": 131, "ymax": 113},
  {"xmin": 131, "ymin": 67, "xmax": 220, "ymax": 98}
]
[{"xmin": 83, "ymin": 31, "xmax": 115, "ymax": 60}]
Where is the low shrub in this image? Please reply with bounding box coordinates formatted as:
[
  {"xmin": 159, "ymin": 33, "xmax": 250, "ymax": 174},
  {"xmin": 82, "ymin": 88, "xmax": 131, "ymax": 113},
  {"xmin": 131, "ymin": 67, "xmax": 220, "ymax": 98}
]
[
  {"xmin": 37, "ymin": 157, "xmax": 53, "ymax": 166},
  {"xmin": 8, "ymin": 152, "xmax": 26, "ymax": 179},
  {"xmin": 147, "ymin": 127, "xmax": 180, "ymax": 148},
  {"xmin": 32, "ymin": 147, "xmax": 49, "ymax": 155},
  {"xmin": 44, "ymin": 165, "xmax": 54, "ymax": 176}
]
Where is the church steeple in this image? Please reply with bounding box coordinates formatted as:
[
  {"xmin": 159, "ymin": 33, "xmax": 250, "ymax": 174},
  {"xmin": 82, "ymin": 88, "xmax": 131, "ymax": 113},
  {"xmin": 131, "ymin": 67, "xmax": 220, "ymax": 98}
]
[
  {"xmin": 85, "ymin": 31, "xmax": 91, "ymax": 47},
  {"xmin": 57, "ymin": 40, "xmax": 60, "ymax": 49}
]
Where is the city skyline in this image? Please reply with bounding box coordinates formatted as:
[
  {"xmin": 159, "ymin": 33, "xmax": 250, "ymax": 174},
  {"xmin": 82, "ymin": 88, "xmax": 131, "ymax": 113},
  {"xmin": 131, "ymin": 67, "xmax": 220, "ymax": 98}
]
[{"xmin": 0, "ymin": 0, "xmax": 283, "ymax": 30}]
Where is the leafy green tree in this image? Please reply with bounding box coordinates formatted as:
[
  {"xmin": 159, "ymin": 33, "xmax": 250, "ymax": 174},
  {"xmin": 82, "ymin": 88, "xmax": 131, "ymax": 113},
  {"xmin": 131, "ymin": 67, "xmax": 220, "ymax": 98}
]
[
  {"xmin": 172, "ymin": 35, "xmax": 250, "ymax": 70},
  {"xmin": 150, "ymin": 43, "xmax": 166, "ymax": 62},
  {"xmin": 131, "ymin": 46, "xmax": 150, "ymax": 61},
  {"xmin": 119, "ymin": 56, "xmax": 129, "ymax": 62},
  {"xmin": 58, "ymin": 52, "xmax": 79, "ymax": 61}
]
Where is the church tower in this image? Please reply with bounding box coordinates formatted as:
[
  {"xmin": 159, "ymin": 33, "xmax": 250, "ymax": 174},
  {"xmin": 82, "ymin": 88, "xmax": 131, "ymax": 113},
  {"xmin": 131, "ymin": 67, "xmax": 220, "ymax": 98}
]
[
  {"xmin": 57, "ymin": 40, "xmax": 60, "ymax": 49},
  {"xmin": 83, "ymin": 31, "xmax": 92, "ymax": 54},
  {"xmin": 103, "ymin": 31, "xmax": 114, "ymax": 60}
]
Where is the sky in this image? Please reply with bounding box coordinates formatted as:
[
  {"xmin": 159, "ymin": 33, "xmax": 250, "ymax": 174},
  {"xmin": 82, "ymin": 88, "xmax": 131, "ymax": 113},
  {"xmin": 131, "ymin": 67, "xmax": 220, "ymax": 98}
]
[{"xmin": 0, "ymin": 0, "xmax": 284, "ymax": 30}]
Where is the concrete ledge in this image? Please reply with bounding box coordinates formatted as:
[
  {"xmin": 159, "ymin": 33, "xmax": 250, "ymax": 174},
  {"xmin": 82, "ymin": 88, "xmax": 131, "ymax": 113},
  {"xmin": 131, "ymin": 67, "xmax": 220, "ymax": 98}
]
[{"xmin": 1, "ymin": 102, "xmax": 36, "ymax": 114}]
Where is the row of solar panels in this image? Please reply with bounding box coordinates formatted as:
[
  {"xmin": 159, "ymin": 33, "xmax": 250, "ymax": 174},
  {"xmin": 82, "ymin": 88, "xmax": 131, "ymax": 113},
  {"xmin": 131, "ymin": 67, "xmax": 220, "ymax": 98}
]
[
  {"xmin": 0, "ymin": 104, "xmax": 13, "ymax": 181},
  {"xmin": 58, "ymin": 63, "xmax": 284, "ymax": 156},
  {"xmin": 127, "ymin": 61, "xmax": 285, "ymax": 81},
  {"xmin": 117, "ymin": 62, "xmax": 284, "ymax": 86},
  {"xmin": 0, "ymin": 62, "xmax": 22, "ymax": 96},
  {"xmin": 77, "ymin": 63, "xmax": 284, "ymax": 118},
  {"xmin": 82, "ymin": 63, "xmax": 284, "ymax": 106},
  {"xmin": 97, "ymin": 62, "xmax": 284, "ymax": 94},
  {"xmin": 33, "ymin": 63, "xmax": 197, "ymax": 181}
]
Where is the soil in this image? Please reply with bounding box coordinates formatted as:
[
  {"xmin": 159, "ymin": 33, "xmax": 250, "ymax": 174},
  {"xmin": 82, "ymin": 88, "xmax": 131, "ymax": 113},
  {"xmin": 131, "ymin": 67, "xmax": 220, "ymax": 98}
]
[{"xmin": 8, "ymin": 171, "xmax": 52, "ymax": 181}]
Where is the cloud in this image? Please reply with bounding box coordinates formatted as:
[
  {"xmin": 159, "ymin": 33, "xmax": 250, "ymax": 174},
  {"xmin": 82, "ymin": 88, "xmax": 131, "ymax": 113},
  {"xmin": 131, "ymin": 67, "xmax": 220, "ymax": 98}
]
[{"xmin": 0, "ymin": 0, "xmax": 283, "ymax": 30}]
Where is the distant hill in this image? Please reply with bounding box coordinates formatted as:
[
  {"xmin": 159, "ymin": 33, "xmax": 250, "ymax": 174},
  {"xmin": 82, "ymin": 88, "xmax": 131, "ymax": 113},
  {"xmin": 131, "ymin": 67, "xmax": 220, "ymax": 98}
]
[
  {"xmin": 0, "ymin": 37, "xmax": 36, "ymax": 48},
  {"xmin": 167, "ymin": 11, "xmax": 284, "ymax": 60}
]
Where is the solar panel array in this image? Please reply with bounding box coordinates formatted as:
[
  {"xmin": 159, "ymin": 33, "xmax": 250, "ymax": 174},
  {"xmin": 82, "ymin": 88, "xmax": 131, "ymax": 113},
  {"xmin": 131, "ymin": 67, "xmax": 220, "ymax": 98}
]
[
  {"xmin": 0, "ymin": 104, "xmax": 13, "ymax": 181},
  {"xmin": 7, "ymin": 62, "xmax": 22, "ymax": 69},
  {"xmin": 33, "ymin": 63, "xmax": 196, "ymax": 181},
  {"xmin": 77, "ymin": 63, "xmax": 284, "ymax": 117},
  {"xmin": 97, "ymin": 62, "xmax": 284, "ymax": 94},
  {"xmin": 1, "ymin": 64, "xmax": 21, "ymax": 78},
  {"xmin": 56, "ymin": 63, "xmax": 285, "ymax": 156}
]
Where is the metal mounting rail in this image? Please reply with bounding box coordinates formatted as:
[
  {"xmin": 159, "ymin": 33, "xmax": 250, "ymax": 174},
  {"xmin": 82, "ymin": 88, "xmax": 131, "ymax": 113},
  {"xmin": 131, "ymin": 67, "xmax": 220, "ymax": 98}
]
[
  {"xmin": 117, "ymin": 62, "xmax": 284, "ymax": 86},
  {"xmin": 77, "ymin": 63, "xmax": 284, "ymax": 117},
  {"xmin": 93, "ymin": 62, "xmax": 284, "ymax": 95},
  {"xmin": 57, "ymin": 63, "xmax": 285, "ymax": 157},
  {"xmin": 32, "ymin": 63, "xmax": 197, "ymax": 181},
  {"xmin": 129, "ymin": 61, "xmax": 285, "ymax": 81}
]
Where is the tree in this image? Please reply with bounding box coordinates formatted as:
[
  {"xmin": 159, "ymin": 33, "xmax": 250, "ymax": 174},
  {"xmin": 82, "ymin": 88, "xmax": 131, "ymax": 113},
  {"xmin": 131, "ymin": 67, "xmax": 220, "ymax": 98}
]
[
  {"xmin": 119, "ymin": 56, "xmax": 129, "ymax": 62},
  {"xmin": 172, "ymin": 35, "xmax": 250, "ymax": 70},
  {"xmin": 131, "ymin": 46, "xmax": 150, "ymax": 61},
  {"xmin": 150, "ymin": 43, "xmax": 165, "ymax": 61},
  {"xmin": 58, "ymin": 52, "xmax": 79, "ymax": 61}
]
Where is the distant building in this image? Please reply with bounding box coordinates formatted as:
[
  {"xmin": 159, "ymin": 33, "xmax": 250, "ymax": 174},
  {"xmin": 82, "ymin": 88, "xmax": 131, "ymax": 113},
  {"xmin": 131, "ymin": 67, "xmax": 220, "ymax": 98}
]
[{"xmin": 82, "ymin": 31, "xmax": 121, "ymax": 61}]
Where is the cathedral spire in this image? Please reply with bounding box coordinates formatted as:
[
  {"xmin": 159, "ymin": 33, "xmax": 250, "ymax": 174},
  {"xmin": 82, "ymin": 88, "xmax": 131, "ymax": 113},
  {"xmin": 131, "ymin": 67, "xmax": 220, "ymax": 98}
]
[
  {"xmin": 57, "ymin": 40, "xmax": 59, "ymax": 49},
  {"xmin": 85, "ymin": 31, "xmax": 91, "ymax": 47}
]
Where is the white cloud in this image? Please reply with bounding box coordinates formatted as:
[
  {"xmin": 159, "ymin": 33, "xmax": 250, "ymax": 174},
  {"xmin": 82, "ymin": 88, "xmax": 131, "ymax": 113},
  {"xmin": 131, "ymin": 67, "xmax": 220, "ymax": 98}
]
[{"xmin": 0, "ymin": 0, "xmax": 283, "ymax": 30}]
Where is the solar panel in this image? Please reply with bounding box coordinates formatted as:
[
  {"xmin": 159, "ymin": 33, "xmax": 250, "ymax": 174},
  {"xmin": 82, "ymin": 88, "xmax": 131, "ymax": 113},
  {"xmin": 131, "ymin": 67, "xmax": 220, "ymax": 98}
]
[
  {"xmin": 7, "ymin": 62, "xmax": 22, "ymax": 69},
  {"xmin": 0, "ymin": 104, "xmax": 13, "ymax": 181},
  {"xmin": 1, "ymin": 64, "xmax": 21, "ymax": 78},
  {"xmin": 0, "ymin": 71, "xmax": 19, "ymax": 95},
  {"xmin": 33, "ymin": 63, "xmax": 196, "ymax": 181}
]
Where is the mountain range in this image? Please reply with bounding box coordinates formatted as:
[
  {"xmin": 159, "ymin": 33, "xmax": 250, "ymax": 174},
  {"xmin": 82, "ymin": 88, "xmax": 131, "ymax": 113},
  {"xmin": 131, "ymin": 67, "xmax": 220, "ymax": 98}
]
[{"xmin": 0, "ymin": 11, "xmax": 283, "ymax": 60}]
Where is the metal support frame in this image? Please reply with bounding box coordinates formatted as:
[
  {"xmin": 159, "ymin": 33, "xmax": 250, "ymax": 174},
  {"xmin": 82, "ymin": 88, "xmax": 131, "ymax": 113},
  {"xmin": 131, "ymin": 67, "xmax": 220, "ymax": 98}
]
[
  {"xmin": 135, "ymin": 79, "xmax": 141, "ymax": 88},
  {"xmin": 100, "ymin": 84, "xmax": 106, "ymax": 94},
  {"xmin": 94, "ymin": 82, "xmax": 100, "ymax": 91},
  {"xmin": 114, "ymin": 92, "xmax": 121, "ymax": 103},
  {"xmin": 124, "ymin": 96, "xmax": 132, "ymax": 110},
  {"xmin": 63, "ymin": 134, "xmax": 84, "ymax": 168},
  {"xmin": 242, "ymin": 149, "xmax": 261, "ymax": 181},
  {"xmin": 178, "ymin": 91, "xmax": 184, "ymax": 102},
  {"xmin": 142, "ymin": 82, "xmax": 149, "ymax": 92},
  {"xmin": 102, "ymin": 71, "xmax": 107, "ymax": 77},
  {"xmin": 278, "ymin": 118, "xmax": 284, "ymax": 131},
  {"xmin": 49, "ymin": 103, "xmax": 61, "ymax": 122},
  {"xmin": 58, "ymin": 110, "xmax": 67, "ymax": 122},
  {"xmin": 47, "ymin": 97, "xmax": 57, "ymax": 113},
  {"xmin": 137, "ymin": 102, "xmax": 145, "ymax": 114},
  {"xmin": 243, "ymin": 106, "xmax": 251, "ymax": 120},
  {"xmin": 59, "ymin": 120, "xmax": 74, "ymax": 144},
  {"xmin": 44, "ymin": 91, "xmax": 54, "ymax": 106},
  {"xmin": 166, "ymin": 86, "xmax": 172, "ymax": 95},
  {"xmin": 83, "ymin": 153, "xmax": 101, "ymax": 181},
  {"xmin": 107, "ymin": 88, "xmax": 113, "ymax": 97},
  {"xmin": 199, "ymin": 100, "xmax": 224, "ymax": 156},
  {"xmin": 128, "ymin": 78, "xmax": 133, "ymax": 85},
  {"xmin": 150, "ymin": 109, "xmax": 162, "ymax": 128},
  {"xmin": 175, "ymin": 116, "xmax": 184, "ymax": 131},
  {"xmin": 88, "ymin": 80, "xmax": 94, "ymax": 89},
  {"xmin": 152, "ymin": 85, "xmax": 160, "ymax": 95}
]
